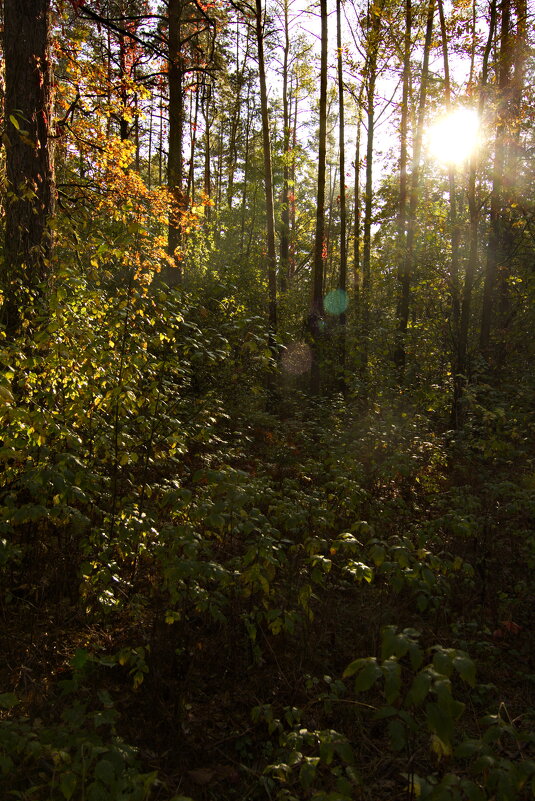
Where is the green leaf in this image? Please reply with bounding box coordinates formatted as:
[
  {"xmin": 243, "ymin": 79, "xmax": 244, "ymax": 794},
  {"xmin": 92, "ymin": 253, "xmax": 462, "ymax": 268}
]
[
  {"xmin": 71, "ymin": 648, "xmax": 91, "ymax": 671},
  {"xmin": 433, "ymin": 648, "xmax": 453, "ymax": 677},
  {"xmin": 382, "ymin": 658, "xmax": 402, "ymax": 704},
  {"xmin": 60, "ymin": 771, "xmax": 77, "ymax": 800},
  {"xmin": 426, "ymin": 702, "xmax": 453, "ymax": 747},
  {"xmin": 452, "ymin": 654, "xmax": 476, "ymax": 686},
  {"xmin": 94, "ymin": 759, "xmax": 115, "ymax": 786},
  {"xmin": 9, "ymin": 114, "xmax": 20, "ymax": 130},
  {"xmin": 388, "ymin": 719, "xmax": 407, "ymax": 752},
  {"xmin": 406, "ymin": 670, "xmax": 431, "ymax": 707},
  {"xmin": 0, "ymin": 693, "xmax": 19, "ymax": 709},
  {"xmin": 353, "ymin": 659, "xmax": 382, "ymax": 692}
]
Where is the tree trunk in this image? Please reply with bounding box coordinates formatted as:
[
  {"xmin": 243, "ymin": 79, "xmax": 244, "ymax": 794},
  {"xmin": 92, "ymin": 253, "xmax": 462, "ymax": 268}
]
[
  {"xmin": 394, "ymin": 0, "xmax": 411, "ymax": 368},
  {"xmin": 361, "ymin": 1, "xmax": 383, "ymax": 379},
  {"xmin": 255, "ymin": 0, "xmax": 278, "ymax": 346},
  {"xmin": 353, "ymin": 89, "xmax": 363, "ymax": 297},
  {"xmin": 479, "ymin": 0, "xmax": 513, "ymax": 358},
  {"xmin": 451, "ymin": 0, "xmax": 496, "ymax": 426},
  {"xmin": 2, "ymin": 0, "xmax": 55, "ymax": 334},
  {"xmin": 279, "ymin": 0, "xmax": 291, "ymax": 294},
  {"xmin": 336, "ymin": 0, "xmax": 347, "ymax": 387},
  {"xmin": 395, "ymin": 0, "xmax": 435, "ymax": 370},
  {"xmin": 165, "ymin": 0, "xmax": 186, "ymax": 285},
  {"xmin": 309, "ymin": 0, "xmax": 328, "ymax": 394}
]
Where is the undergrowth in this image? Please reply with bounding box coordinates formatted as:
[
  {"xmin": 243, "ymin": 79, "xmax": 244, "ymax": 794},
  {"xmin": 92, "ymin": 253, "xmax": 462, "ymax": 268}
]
[{"xmin": 1, "ymin": 269, "xmax": 534, "ymax": 801}]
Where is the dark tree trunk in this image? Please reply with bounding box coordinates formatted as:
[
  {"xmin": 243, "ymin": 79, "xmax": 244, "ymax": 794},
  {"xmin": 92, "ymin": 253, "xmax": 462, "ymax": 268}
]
[
  {"xmin": 279, "ymin": 0, "xmax": 291, "ymax": 294},
  {"xmin": 361, "ymin": 1, "xmax": 383, "ymax": 379},
  {"xmin": 395, "ymin": 0, "xmax": 434, "ymax": 370},
  {"xmin": 2, "ymin": 0, "xmax": 55, "ymax": 334},
  {"xmin": 394, "ymin": 0, "xmax": 411, "ymax": 368},
  {"xmin": 255, "ymin": 0, "xmax": 278, "ymax": 345},
  {"xmin": 451, "ymin": 0, "xmax": 496, "ymax": 426},
  {"xmin": 480, "ymin": 0, "xmax": 513, "ymax": 358},
  {"xmin": 165, "ymin": 0, "xmax": 186, "ymax": 285},
  {"xmin": 309, "ymin": 0, "xmax": 328, "ymax": 394},
  {"xmin": 336, "ymin": 0, "xmax": 347, "ymax": 387}
]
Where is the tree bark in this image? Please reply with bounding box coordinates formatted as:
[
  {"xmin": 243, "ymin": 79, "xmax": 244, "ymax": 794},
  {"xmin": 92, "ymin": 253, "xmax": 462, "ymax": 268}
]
[
  {"xmin": 279, "ymin": 0, "xmax": 292, "ymax": 294},
  {"xmin": 395, "ymin": 0, "xmax": 434, "ymax": 370},
  {"xmin": 336, "ymin": 0, "xmax": 347, "ymax": 386},
  {"xmin": 255, "ymin": 0, "xmax": 278, "ymax": 345},
  {"xmin": 361, "ymin": 0, "xmax": 383, "ymax": 379},
  {"xmin": 479, "ymin": 0, "xmax": 513, "ymax": 358},
  {"xmin": 165, "ymin": 0, "xmax": 186, "ymax": 285},
  {"xmin": 309, "ymin": 0, "xmax": 328, "ymax": 394},
  {"xmin": 451, "ymin": 0, "xmax": 496, "ymax": 426},
  {"xmin": 2, "ymin": 0, "xmax": 55, "ymax": 334}
]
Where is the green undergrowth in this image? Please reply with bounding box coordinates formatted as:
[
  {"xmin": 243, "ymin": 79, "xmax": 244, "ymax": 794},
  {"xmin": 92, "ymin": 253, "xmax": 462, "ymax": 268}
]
[{"xmin": 1, "ymin": 271, "xmax": 534, "ymax": 800}]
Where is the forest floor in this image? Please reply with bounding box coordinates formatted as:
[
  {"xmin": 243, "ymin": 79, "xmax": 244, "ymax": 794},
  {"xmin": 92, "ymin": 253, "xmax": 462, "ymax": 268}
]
[{"xmin": 1, "ymin": 391, "xmax": 534, "ymax": 801}]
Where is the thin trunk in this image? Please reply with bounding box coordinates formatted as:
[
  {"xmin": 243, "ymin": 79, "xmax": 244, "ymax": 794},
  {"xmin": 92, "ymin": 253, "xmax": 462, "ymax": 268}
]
[
  {"xmin": 119, "ymin": 33, "xmax": 130, "ymax": 141},
  {"xmin": 290, "ymin": 84, "xmax": 298, "ymax": 279},
  {"xmin": 361, "ymin": 1, "xmax": 383, "ymax": 378},
  {"xmin": 353, "ymin": 92, "xmax": 362, "ymax": 297},
  {"xmin": 240, "ymin": 94, "xmax": 254, "ymax": 250},
  {"xmin": 394, "ymin": 0, "xmax": 411, "ymax": 368},
  {"xmin": 148, "ymin": 107, "xmax": 153, "ymax": 190},
  {"xmin": 2, "ymin": 0, "xmax": 55, "ymax": 334},
  {"xmin": 337, "ymin": 0, "xmax": 347, "ymax": 385},
  {"xmin": 310, "ymin": 0, "xmax": 328, "ymax": 394},
  {"xmin": 255, "ymin": 0, "xmax": 278, "ymax": 344},
  {"xmin": 202, "ymin": 81, "xmax": 212, "ymax": 221},
  {"xmin": 279, "ymin": 0, "xmax": 291, "ymax": 293},
  {"xmin": 187, "ymin": 82, "xmax": 200, "ymax": 204},
  {"xmin": 480, "ymin": 0, "xmax": 512, "ymax": 357},
  {"xmin": 166, "ymin": 0, "xmax": 185, "ymax": 285},
  {"xmin": 438, "ymin": 0, "xmax": 461, "ymax": 331},
  {"xmin": 452, "ymin": 0, "xmax": 497, "ymax": 425},
  {"xmin": 396, "ymin": 0, "xmax": 435, "ymax": 370},
  {"xmin": 159, "ymin": 91, "xmax": 164, "ymax": 185}
]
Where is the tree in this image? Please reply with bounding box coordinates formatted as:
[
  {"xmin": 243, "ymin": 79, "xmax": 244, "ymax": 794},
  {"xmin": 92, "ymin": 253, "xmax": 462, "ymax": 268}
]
[
  {"xmin": 394, "ymin": 0, "xmax": 435, "ymax": 370},
  {"xmin": 336, "ymin": 0, "xmax": 347, "ymax": 386},
  {"xmin": 2, "ymin": 0, "xmax": 55, "ymax": 334},
  {"xmin": 309, "ymin": 0, "xmax": 328, "ymax": 394},
  {"xmin": 254, "ymin": 0, "xmax": 278, "ymax": 344}
]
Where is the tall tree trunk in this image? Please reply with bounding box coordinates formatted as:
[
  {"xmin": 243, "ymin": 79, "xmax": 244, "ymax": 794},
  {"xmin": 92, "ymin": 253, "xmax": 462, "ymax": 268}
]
[
  {"xmin": 201, "ymin": 80, "xmax": 213, "ymax": 221},
  {"xmin": 279, "ymin": 0, "xmax": 291, "ymax": 293},
  {"xmin": 394, "ymin": 0, "xmax": 411, "ymax": 368},
  {"xmin": 438, "ymin": 0, "xmax": 461, "ymax": 331},
  {"xmin": 496, "ymin": 0, "xmax": 526, "ymax": 364},
  {"xmin": 165, "ymin": 0, "xmax": 186, "ymax": 285},
  {"xmin": 336, "ymin": 0, "xmax": 347, "ymax": 387},
  {"xmin": 186, "ymin": 81, "xmax": 200, "ymax": 204},
  {"xmin": 480, "ymin": 0, "xmax": 513, "ymax": 358},
  {"xmin": 309, "ymin": 0, "xmax": 328, "ymax": 394},
  {"xmin": 255, "ymin": 0, "xmax": 278, "ymax": 346},
  {"xmin": 361, "ymin": 1, "xmax": 383, "ymax": 379},
  {"xmin": 452, "ymin": 0, "xmax": 497, "ymax": 426},
  {"xmin": 353, "ymin": 89, "xmax": 363, "ymax": 298},
  {"xmin": 227, "ymin": 25, "xmax": 250, "ymax": 208},
  {"xmin": 395, "ymin": 0, "xmax": 435, "ymax": 370},
  {"xmin": 290, "ymin": 85, "xmax": 298, "ymax": 279},
  {"xmin": 2, "ymin": 0, "xmax": 55, "ymax": 334}
]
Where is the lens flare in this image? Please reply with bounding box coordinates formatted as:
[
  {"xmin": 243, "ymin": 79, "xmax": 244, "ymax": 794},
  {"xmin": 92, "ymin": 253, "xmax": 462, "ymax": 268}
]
[
  {"xmin": 281, "ymin": 343, "xmax": 312, "ymax": 375},
  {"xmin": 426, "ymin": 107, "xmax": 480, "ymax": 166},
  {"xmin": 323, "ymin": 289, "xmax": 348, "ymax": 316}
]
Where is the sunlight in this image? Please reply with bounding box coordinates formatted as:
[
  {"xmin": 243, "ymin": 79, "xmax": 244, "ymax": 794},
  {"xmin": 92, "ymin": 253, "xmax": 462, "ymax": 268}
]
[{"xmin": 426, "ymin": 107, "xmax": 480, "ymax": 166}]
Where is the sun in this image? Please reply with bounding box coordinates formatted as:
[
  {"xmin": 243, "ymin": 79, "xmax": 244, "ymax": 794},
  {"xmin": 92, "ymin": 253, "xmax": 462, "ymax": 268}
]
[{"xmin": 426, "ymin": 107, "xmax": 480, "ymax": 166}]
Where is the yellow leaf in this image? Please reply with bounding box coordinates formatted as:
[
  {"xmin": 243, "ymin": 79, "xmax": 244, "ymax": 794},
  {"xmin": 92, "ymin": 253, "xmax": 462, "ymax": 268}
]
[{"xmin": 0, "ymin": 385, "xmax": 14, "ymax": 405}]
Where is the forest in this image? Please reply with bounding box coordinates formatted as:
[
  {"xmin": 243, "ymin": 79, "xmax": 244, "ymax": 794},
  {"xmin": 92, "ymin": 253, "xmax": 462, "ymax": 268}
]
[{"xmin": 0, "ymin": 0, "xmax": 534, "ymax": 799}]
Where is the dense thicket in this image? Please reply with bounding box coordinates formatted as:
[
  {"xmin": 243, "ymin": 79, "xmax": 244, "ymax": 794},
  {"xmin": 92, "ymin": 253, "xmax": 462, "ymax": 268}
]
[{"xmin": 0, "ymin": 1, "xmax": 534, "ymax": 799}]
